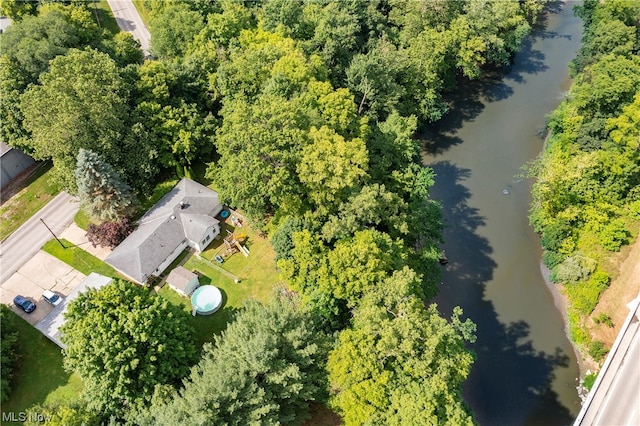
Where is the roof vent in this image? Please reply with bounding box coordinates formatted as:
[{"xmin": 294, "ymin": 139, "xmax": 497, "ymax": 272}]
[
  {"xmin": 180, "ymin": 201, "xmax": 185, "ymax": 209},
  {"xmin": 171, "ymin": 215, "xmax": 176, "ymax": 220}
]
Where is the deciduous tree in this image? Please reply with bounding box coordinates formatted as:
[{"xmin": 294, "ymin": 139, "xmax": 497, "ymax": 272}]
[
  {"xmin": 60, "ymin": 279, "xmax": 197, "ymax": 418},
  {"xmin": 327, "ymin": 272, "xmax": 476, "ymax": 425},
  {"xmin": 20, "ymin": 48, "xmax": 129, "ymax": 190}
]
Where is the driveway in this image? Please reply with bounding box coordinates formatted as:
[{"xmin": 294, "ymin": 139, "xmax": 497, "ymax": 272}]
[{"xmin": 1, "ymin": 251, "xmax": 85, "ymax": 324}]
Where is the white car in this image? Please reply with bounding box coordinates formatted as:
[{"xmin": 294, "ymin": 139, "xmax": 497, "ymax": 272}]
[{"xmin": 42, "ymin": 290, "xmax": 63, "ymax": 306}]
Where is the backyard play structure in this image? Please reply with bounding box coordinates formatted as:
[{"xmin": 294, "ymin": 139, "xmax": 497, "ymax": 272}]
[{"xmin": 222, "ymin": 231, "xmax": 250, "ymax": 257}]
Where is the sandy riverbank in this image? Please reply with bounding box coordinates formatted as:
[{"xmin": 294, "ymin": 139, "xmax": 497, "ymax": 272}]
[
  {"xmin": 539, "ymin": 234, "xmax": 640, "ymax": 380},
  {"xmin": 539, "ymin": 261, "xmax": 589, "ymax": 377}
]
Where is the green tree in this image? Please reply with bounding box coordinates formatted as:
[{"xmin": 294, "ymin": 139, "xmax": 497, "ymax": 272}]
[
  {"xmin": 346, "ymin": 38, "xmax": 407, "ymax": 118},
  {"xmin": 137, "ymin": 296, "xmax": 330, "ymax": 425},
  {"xmin": 0, "ymin": 5, "xmax": 103, "ymax": 148},
  {"xmin": 0, "ymin": 305, "xmax": 19, "ymax": 403},
  {"xmin": 24, "ymin": 403, "xmax": 100, "ymax": 426},
  {"xmin": 327, "ymin": 274, "xmax": 476, "ymax": 425},
  {"xmin": 321, "ymin": 184, "xmax": 409, "ymax": 242},
  {"xmin": 297, "ymin": 125, "xmax": 369, "ymax": 210},
  {"xmin": 149, "ymin": 2, "xmax": 205, "ymax": 59},
  {"xmin": 207, "ymin": 94, "xmax": 310, "ymax": 219},
  {"xmin": 102, "ymin": 32, "xmax": 144, "ymax": 67},
  {"xmin": 60, "ymin": 279, "xmax": 197, "ymax": 418},
  {"xmin": 75, "ymin": 149, "xmax": 138, "ymax": 221},
  {"xmin": 19, "ymin": 48, "xmax": 129, "ymax": 190}
]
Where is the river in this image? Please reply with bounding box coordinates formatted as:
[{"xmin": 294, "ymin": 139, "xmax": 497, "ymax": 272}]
[{"xmin": 422, "ymin": 2, "xmax": 583, "ymax": 425}]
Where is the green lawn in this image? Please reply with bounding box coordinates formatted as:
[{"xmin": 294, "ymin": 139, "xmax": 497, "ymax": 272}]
[
  {"xmin": 199, "ymin": 221, "xmax": 280, "ymax": 299},
  {"xmin": 42, "ymin": 239, "xmax": 118, "ymax": 278},
  {"xmin": 132, "ymin": 0, "xmax": 152, "ymax": 29},
  {"xmin": 0, "ymin": 163, "xmax": 61, "ymax": 241},
  {"xmin": 0, "ymin": 311, "xmax": 82, "ymax": 423},
  {"xmin": 157, "ymin": 220, "xmax": 279, "ymax": 348},
  {"xmin": 92, "ymin": 0, "xmax": 121, "ymax": 35}
]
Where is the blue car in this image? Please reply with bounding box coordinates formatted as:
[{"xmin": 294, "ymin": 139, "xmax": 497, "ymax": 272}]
[{"xmin": 13, "ymin": 295, "xmax": 36, "ymax": 313}]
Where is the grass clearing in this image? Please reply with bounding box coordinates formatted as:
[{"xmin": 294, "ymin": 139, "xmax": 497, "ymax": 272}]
[
  {"xmin": 91, "ymin": 0, "xmax": 121, "ymax": 35},
  {"xmin": 157, "ymin": 219, "xmax": 279, "ymax": 349},
  {"xmin": 131, "ymin": 0, "xmax": 152, "ymax": 28},
  {"xmin": 42, "ymin": 239, "xmax": 118, "ymax": 278},
  {"xmin": 0, "ymin": 163, "xmax": 61, "ymax": 241},
  {"xmin": 0, "ymin": 311, "xmax": 82, "ymax": 420},
  {"xmin": 199, "ymin": 221, "xmax": 280, "ymax": 299}
]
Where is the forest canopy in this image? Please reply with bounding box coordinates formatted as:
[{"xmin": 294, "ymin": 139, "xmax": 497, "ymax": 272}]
[{"xmin": 0, "ymin": 0, "xmax": 551, "ymax": 423}]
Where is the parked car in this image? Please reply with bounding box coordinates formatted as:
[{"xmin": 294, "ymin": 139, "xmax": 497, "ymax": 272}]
[
  {"xmin": 13, "ymin": 295, "xmax": 36, "ymax": 313},
  {"xmin": 42, "ymin": 290, "xmax": 63, "ymax": 306}
]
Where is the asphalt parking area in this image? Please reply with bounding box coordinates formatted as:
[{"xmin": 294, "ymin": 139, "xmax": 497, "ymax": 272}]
[{"xmin": 1, "ymin": 251, "xmax": 85, "ymax": 324}]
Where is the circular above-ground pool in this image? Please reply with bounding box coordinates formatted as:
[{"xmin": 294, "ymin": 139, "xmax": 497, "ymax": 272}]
[{"xmin": 191, "ymin": 285, "xmax": 223, "ymax": 315}]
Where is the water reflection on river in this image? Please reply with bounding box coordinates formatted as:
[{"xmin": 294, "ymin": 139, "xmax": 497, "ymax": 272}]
[{"xmin": 422, "ymin": 2, "xmax": 583, "ymax": 425}]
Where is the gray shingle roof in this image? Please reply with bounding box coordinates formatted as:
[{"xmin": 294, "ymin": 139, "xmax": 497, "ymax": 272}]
[
  {"xmin": 105, "ymin": 179, "xmax": 222, "ymax": 283},
  {"xmin": 167, "ymin": 266, "xmax": 198, "ymax": 292}
]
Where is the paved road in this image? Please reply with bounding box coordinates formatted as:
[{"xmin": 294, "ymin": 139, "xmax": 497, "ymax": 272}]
[
  {"xmin": 576, "ymin": 296, "xmax": 640, "ymax": 425},
  {"xmin": 0, "ymin": 16, "xmax": 11, "ymax": 32},
  {"xmin": 592, "ymin": 323, "xmax": 640, "ymax": 425},
  {"xmin": 106, "ymin": 0, "xmax": 151, "ymax": 56},
  {"xmin": 0, "ymin": 192, "xmax": 79, "ymax": 284}
]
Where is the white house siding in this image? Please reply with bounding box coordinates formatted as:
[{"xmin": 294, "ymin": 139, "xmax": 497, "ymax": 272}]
[
  {"xmin": 153, "ymin": 239, "xmax": 188, "ymax": 277},
  {"xmin": 192, "ymin": 224, "xmax": 220, "ymax": 252}
]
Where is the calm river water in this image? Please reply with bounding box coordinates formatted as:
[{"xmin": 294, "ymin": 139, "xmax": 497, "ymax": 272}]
[{"xmin": 422, "ymin": 2, "xmax": 583, "ymax": 425}]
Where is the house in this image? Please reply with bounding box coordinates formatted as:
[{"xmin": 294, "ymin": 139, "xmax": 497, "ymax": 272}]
[
  {"xmin": 105, "ymin": 178, "xmax": 223, "ymax": 284},
  {"xmin": 1, "ymin": 142, "xmax": 36, "ymax": 190},
  {"xmin": 166, "ymin": 266, "xmax": 200, "ymax": 296}
]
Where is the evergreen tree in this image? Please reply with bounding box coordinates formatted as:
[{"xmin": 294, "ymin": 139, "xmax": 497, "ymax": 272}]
[
  {"xmin": 137, "ymin": 294, "xmax": 330, "ymax": 425},
  {"xmin": 74, "ymin": 149, "xmax": 138, "ymax": 221}
]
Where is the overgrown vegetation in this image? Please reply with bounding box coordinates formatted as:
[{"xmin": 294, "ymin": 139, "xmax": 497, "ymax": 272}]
[{"xmin": 530, "ymin": 0, "xmax": 640, "ymax": 356}]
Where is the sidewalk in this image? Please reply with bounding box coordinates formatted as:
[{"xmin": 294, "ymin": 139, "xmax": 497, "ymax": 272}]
[{"xmin": 60, "ymin": 222, "xmax": 112, "ymax": 261}]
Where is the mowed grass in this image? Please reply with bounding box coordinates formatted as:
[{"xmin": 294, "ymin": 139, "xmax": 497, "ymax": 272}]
[
  {"xmin": 42, "ymin": 239, "xmax": 118, "ymax": 278},
  {"xmin": 92, "ymin": 0, "xmax": 121, "ymax": 35},
  {"xmin": 157, "ymin": 220, "xmax": 279, "ymax": 348},
  {"xmin": 0, "ymin": 310, "xmax": 82, "ymax": 422},
  {"xmin": 0, "ymin": 163, "xmax": 61, "ymax": 241},
  {"xmin": 199, "ymin": 221, "xmax": 280, "ymax": 297}
]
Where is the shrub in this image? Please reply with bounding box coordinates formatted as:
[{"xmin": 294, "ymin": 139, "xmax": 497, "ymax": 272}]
[
  {"xmin": 629, "ymin": 200, "xmax": 640, "ymax": 219},
  {"xmin": 551, "ymin": 253, "xmax": 597, "ymax": 283},
  {"xmin": 588, "ymin": 341, "xmax": 609, "ymax": 362},
  {"xmin": 542, "ymin": 250, "xmax": 565, "ymax": 269},
  {"xmin": 568, "ymin": 309, "xmax": 589, "ymax": 345},
  {"xmin": 598, "ymin": 218, "xmax": 629, "ymax": 251},
  {"xmin": 582, "ymin": 372, "xmax": 597, "ymax": 391},
  {"xmin": 565, "ymin": 271, "xmax": 610, "ymax": 315},
  {"xmin": 593, "ymin": 313, "xmax": 614, "ymax": 328},
  {"xmin": 540, "ymin": 219, "xmax": 572, "ymax": 251}
]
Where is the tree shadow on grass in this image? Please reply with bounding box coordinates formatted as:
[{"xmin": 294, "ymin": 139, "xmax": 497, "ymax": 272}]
[{"xmin": 428, "ymin": 161, "xmax": 574, "ymax": 425}]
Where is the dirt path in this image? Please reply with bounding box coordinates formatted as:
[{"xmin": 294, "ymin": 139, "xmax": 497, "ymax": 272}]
[{"xmin": 589, "ymin": 235, "xmax": 640, "ymax": 348}]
